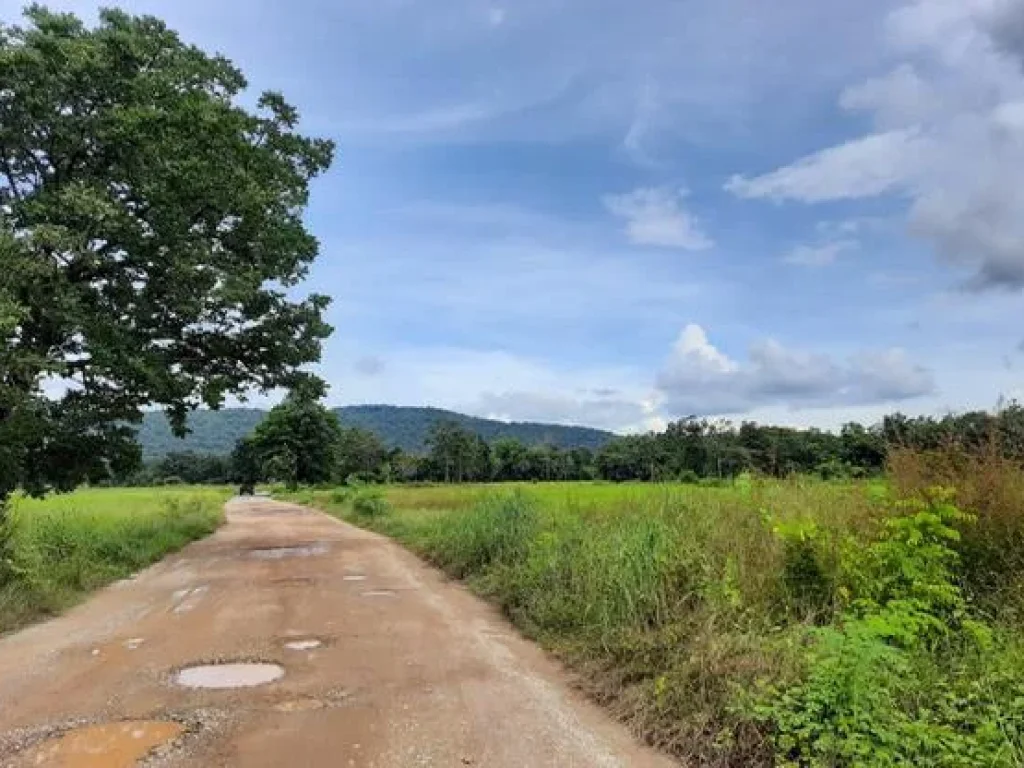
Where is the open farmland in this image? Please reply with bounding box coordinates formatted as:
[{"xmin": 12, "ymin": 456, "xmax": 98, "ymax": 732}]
[{"xmin": 282, "ymin": 471, "xmax": 1024, "ymax": 767}]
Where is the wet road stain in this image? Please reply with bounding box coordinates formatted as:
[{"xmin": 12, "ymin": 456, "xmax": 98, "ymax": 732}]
[
  {"xmin": 248, "ymin": 543, "xmax": 329, "ymax": 560},
  {"xmin": 13, "ymin": 720, "xmax": 183, "ymax": 768}
]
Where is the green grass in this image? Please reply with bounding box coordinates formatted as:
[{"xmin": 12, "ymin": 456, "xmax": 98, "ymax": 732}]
[
  {"xmin": 282, "ymin": 478, "xmax": 1024, "ymax": 767},
  {"xmin": 0, "ymin": 486, "xmax": 228, "ymax": 633}
]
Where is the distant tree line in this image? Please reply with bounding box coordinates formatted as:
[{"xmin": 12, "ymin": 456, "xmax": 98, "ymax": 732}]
[{"xmin": 112, "ymin": 398, "xmax": 1024, "ymax": 487}]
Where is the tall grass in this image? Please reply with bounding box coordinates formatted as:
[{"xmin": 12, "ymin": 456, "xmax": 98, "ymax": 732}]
[
  {"xmin": 889, "ymin": 444, "xmax": 1024, "ymax": 618},
  {"xmin": 0, "ymin": 487, "xmax": 228, "ymax": 633},
  {"xmin": 285, "ymin": 474, "xmax": 1024, "ymax": 766}
]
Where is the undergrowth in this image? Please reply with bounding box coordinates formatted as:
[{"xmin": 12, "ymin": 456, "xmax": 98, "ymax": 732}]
[
  {"xmin": 283, "ymin": 474, "xmax": 1024, "ymax": 767},
  {"xmin": 0, "ymin": 487, "xmax": 227, "ymax": 633}
]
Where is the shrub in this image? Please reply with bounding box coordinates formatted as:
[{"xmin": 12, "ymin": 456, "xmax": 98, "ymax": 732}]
[
  {"xmin": 749, "ymin": 491, "xmax": 1023, "ymax": 767},
  {"xmin": 351, "ymin": 487, "xmax": 391, "ymax": 518},
  {"xmin": 770, "ymin": 518, "xmax": 835, "ymax": 620},
  {"xmin": 888, "ymin": 445, "xmax": 1024, "ymax": 615}
]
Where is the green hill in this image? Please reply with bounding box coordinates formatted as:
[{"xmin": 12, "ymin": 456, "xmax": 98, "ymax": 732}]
[{"xmin": 136, "ymin": 405, "xmax": 615, "ymax": 459}]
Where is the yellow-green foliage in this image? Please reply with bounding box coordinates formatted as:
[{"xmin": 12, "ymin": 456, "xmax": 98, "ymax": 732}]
[
  {"xmin": 0, "ymin": 487, "xmax": 228, "ymax": 633},
  {"xmin": 285, "ymin": 478, "xmax": 1024, "ymax": 767}
]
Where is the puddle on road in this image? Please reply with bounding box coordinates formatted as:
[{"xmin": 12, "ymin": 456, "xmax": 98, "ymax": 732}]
[
  {"xmin": 14, "ymin": 721, "xmax": 183, "ymax": 768},
  {"xmin": 249, "ymin": 543, "xmax": 329, "ymax": 560},
  {"xmin": 284, "ymin": 639, "xmax": 322, "ymax": 651},
  {"xmin": 174, "ymin": 663, "xmax": 284, "ymax": 689}
]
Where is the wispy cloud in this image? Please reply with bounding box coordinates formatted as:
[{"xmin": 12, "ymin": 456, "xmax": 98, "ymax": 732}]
[{"xmin": 782, "ymin": 239, "xmax": 858, "ymax": 267}]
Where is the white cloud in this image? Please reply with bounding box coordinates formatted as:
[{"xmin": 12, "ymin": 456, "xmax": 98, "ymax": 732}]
[
  {"xmin": 726, "ymin": 129, "xmax": 927, "ymax": 202},
  {"xmin": 604, "ymin": 187, "xmax": 713, "ymax": 250},
  {"xmin": 655, "ymin": 324, "xmax": 935, "ymax": 417},
  {"xmin": 728, "ymin": 0, "xmax": 1024, "ymax": 290},
  {"xmin": 782, "ymin": 239, "xmax": 857, "ymax": 267}
]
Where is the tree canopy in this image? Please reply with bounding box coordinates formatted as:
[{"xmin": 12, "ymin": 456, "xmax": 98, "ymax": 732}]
[
  {"xmin": 0, "ymin": 6, "xmax": 334, "ymax": 501},
  {"xmin": 246, "ymin": 382, "xmax": 341, "ymax": 489}
]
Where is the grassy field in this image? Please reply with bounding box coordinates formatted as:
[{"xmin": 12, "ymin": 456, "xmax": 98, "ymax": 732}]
[
  {"xmin": 0, "ymin": 486, "xmax": 229, "ymax": 634},
  {"xmin": 282, "ymin": 471, "xmax": 1024, "ymax": 767}
]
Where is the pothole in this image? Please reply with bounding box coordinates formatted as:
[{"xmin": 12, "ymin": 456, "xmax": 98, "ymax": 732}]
[
  {"xmin": 248, "ymin": 543, "xmax": 329, "ymax": 560},
  {"xmin": 284, "ymin": 639, "xmax": 322, "ymax": 651},
  {"xmin": 174, "ymin": 663, "xmax": 284, "ymax": 689},
  {"xmin": 13, "ymin": 720, "xmax": 183, "ymax": 768}
]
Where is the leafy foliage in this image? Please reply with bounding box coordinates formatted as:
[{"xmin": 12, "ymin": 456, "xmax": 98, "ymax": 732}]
[
  {"xmin": 0, "ymin": 6, "xmax": 333, "ymax": 502},
  {"xmin": 247, "ymin": 383, "xmax": 341, "ymax": 489},
  {"xmin": 750, "ymin": 491, "xmax": 1022, "ymax": 767}
]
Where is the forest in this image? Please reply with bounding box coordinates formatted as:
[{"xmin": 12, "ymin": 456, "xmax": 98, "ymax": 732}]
[
  {"xmin": 134, "ymin": 404, "xmax": 614, "ymax": 459},
  {"xmin": 121, "ymin": 391, "xmax": 1024, "ymax": 488}
]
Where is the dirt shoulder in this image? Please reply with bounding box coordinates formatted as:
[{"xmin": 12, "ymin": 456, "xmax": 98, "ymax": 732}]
[{"xmin": 0, "ymin": 498, "xmax": 675, "ymax": 767}]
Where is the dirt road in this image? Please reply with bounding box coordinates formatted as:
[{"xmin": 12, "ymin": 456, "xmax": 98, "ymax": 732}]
[{"xmin": 0, "ymin": 498, "xmax": 675, "ymax": 767}]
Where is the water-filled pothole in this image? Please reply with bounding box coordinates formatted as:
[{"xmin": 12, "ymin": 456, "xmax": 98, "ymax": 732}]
[
  {"xmin": 174, "ymin": 662, "xmax": 284, "ymax": 689},
  {"xmin": 249, "ymin": 543, "xmax": 328, "ymax": 560},
  {"xmin": 15, "ymin": 720, "xmax": 183, "ymax": 768},
  {"xmin": 284, "ymin": 639, "xmax": 322, "ymax": 651}
]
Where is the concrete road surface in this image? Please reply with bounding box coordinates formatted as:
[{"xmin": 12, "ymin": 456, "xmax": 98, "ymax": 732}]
[{"xmin": 0, "ymin": 498, "xmax": 675, "ymax": 767}]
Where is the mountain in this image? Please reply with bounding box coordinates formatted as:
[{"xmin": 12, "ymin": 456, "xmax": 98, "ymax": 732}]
[{"xmin": 136, "ymin": 405, "xmax": 616, "ymax": 459}]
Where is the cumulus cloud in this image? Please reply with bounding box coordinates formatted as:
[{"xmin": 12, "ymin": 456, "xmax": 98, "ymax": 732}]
[
  {"xmin": 604, "ymin": 187, "xmax": 713, "ymax": 250},
  {"xmin": 727, "ymin": 0, "xmax": 1024, "ymax": 290},
  {"xmin": 655, "ymin": 324, "xmax": 935, "ymax": 417}
]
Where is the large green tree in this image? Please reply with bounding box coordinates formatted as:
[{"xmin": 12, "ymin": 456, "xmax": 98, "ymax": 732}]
[
  {"xmin": 248, "ymin": 381, "xmax": 341, "ymax": 489},
  {"xmin": 335, "ymin": 426, "xmax": 388, "ymax": 483},
  {"xmin": 0, "ymin": 7, "xmax": 335, "ymax": 502}
]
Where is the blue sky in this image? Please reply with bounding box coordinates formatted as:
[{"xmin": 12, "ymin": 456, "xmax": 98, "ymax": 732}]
[{"xmin": 10, "ymin": 0, "xmax": 1024, "ymax": 431}]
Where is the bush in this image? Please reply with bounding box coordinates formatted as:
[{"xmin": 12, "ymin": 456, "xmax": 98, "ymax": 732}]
[
  {"xmin": 351, "ymin": 487, "xmax": 391, "ymax": 518},
  {"xmin": 888, "ymin": 445, "xmax": 1024, "ymax": 615},
  {"xmin": 748, "ymin": 492, "xmax": 1023, "ymax": 767},
  {"xmin": 329, "ymin": 488, "xmax": 351, "ymax": 505}
]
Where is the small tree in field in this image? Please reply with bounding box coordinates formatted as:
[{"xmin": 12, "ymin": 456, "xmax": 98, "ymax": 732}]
[
  {"xmin": 248, "ymin": 380, "xmax": 341, "ymax": 490},
  {"xmin": 0, "ymin": 6, "xmax": 335, "ymax": 508}
]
